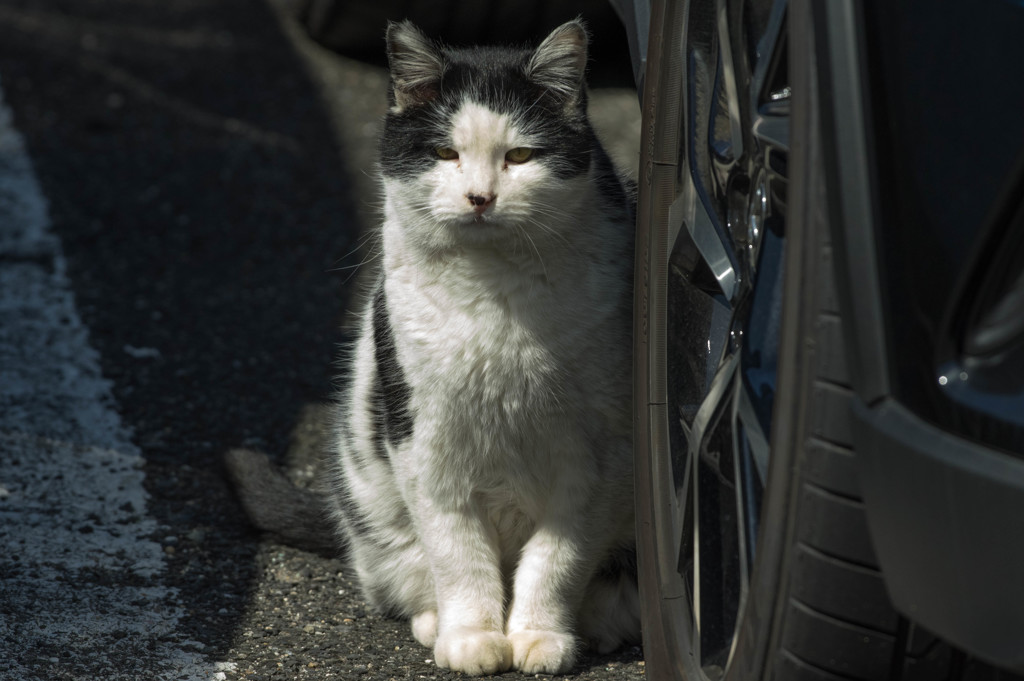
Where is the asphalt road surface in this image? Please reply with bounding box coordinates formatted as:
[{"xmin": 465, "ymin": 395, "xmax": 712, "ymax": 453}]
[{"xmin": 0, "ymin": 1, "xmax": 643, "ymax": 679}]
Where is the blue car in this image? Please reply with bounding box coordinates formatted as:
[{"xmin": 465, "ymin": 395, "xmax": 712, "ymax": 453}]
[{"xmin": 624, "ymin": 0, "xmax": 1024, "ymax": 679}]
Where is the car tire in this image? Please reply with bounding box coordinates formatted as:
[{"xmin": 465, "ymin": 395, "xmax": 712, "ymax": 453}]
[{"xmin": 632, "ymin": 2, "xmax": 1005, "ymax": 679}]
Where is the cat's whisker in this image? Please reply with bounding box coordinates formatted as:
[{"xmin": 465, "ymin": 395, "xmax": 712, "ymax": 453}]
[
  {"xmin": 513, "ymin": 224, "xmax": 549, "ymax": 281},
  {"xmin": 329, "ymin": 249, "xmax": 382, "ymax": 280},
  {"xmin": 522, "ymin": 217, "xmax": 581, "ymax": 256},
  {"xmin": 329, "ymin": 230, "xmax": 383, "ymax": 272}
]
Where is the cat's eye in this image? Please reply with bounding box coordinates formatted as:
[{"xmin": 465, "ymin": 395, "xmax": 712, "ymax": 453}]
[
  {"xmin": 435, "ymin": 147, "xmax": 459, "ymax": 160},
  {"xmin": 505, "ymin": 147, "xmax": 534, "ymax": 164}
]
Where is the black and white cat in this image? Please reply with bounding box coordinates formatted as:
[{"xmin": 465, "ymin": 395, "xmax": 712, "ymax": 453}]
[{"xmin": 228, "ymin": 19, "xmax": 638, "ymax": 676}]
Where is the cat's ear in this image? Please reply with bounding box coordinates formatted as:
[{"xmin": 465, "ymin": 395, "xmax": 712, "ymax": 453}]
[
  {"xmin": 527, "ymin": 19, "xmax": 589, "ymax": 104},
  {"xmin": 386, "ymin": 20, "xmax": 446, "ymax": 111}
]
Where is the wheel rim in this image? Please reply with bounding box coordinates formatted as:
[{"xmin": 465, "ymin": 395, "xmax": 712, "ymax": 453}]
[{"xmin": 659, "ymin": 0, "xmax": 791, "ymax": 676}]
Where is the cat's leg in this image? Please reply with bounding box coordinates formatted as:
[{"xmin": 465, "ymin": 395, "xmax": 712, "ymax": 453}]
[
  {"xmin": 341, "ymin": 514, "xmax": 435, "ymax": 623},
  {"xmin": 414, "ymin": 494, "xmax": 513, "ymax": 676},
  {"xmin": 410, "ymin": 610, "xmax": 438, "ymax": 648},
  {"xmin": 337, "ymin": 464, "xmax": 439, "ymax": 649},
  {"xmin": 504, "ymin": 518, "xmax": 587, "ymax": 673},
  {"xmin": 505, "ymin": 476, "xmax": 632, "ymax": 674},
  {"xmin": 331, "ymin": 423, "xmax": 438, "ymax": 638}
]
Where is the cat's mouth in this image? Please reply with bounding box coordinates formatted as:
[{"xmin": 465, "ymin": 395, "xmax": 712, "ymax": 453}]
[
  {"xmin": 441, "ymin": 210, "xmax": 511, "ymax": 234},
  {"xmin": 453, "ymin": 212, "xmax": 499, "ymax": 227},
  {"xmin": 445, "ymin": 213, "xmax": 512, "ymax": 243}
]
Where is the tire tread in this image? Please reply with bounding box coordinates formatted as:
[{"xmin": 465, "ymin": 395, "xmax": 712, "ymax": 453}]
[
  {"xmin": 773, "ymin": 180, "xmax": 986, "ymax": 680},
  {"xmin": 790, "ymin": 542, "xmax": 899, "ymax": 634},
  {"xmin": 802, "ymin": 437, "xmax": 860, "ymax": 499},
  {"xmin": 795, "ymin": 481, "xmax": 878, "ymax": 568},
  {"xmin": 776, "ymin": 649, "xmax": 877, "ymax": 681}
]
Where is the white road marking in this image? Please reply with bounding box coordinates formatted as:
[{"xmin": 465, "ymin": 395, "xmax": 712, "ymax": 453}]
[{"xmin": 0, "ymin": 78, "xmax": 222, "ymax": 679}]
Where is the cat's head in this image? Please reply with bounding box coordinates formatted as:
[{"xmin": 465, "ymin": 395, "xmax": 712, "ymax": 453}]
[{"xmin": 379, "ymin": 20, "xmax": 598, "ymax": 249}]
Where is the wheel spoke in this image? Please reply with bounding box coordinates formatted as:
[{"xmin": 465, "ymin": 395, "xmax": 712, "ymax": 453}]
[
  {"xmin": 752, "ymin": 112, "xmax": 789, "ymax": 151},
  {"xmin": 733, "ymin": 376, "xmax": 769, "ymax": 585},
  {"xmin": 679, "ymin": 181, "xmax": 739, "ymax": 301},
  {"xmin": 735, "ymin": 383, "xmax": 770, "ymax": 482},
  {"xmin": 674, "ymin": 414, "xmax": 695, "ymax": 568},
  {"xmin": 715, "ymin": 0, "xmax": 745, "ymax": 160}
]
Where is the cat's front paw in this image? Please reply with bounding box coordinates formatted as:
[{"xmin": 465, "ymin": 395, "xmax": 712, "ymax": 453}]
[
  {"xmin": 411, "ymin": 610, "xmax": 438, "ymax": 648},
  {"xmin": 508, "ymin": 630, "xmax": 577, "ymax": 675},
  {"xmin": 434, "ymin": 627, "xmax": 512, "ymax": 676}
]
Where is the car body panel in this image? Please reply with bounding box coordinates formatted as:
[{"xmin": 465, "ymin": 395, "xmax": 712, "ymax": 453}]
[{"xmin": 815, "ymin": 0, "xmax": 1024, "ymax": 669}]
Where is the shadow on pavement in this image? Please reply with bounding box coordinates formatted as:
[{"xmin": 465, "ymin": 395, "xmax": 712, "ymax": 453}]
[{"xmin": 0, "ymin": 0, "xmax": 364, "ymax": 667}]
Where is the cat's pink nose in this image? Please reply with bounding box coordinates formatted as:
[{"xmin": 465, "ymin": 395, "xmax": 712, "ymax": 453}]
[{"xmin": 467, "ymin": 192, "xmax": 495, "ymax": 212}]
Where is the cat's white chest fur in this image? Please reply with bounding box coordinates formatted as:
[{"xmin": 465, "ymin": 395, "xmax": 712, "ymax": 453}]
[{"xmin": 384, "ymin": 244, "xmax": 573, "ymax": 463}]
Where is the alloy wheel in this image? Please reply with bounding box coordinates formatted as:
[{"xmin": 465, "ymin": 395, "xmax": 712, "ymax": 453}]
[{"xmin": 635, "ymin": 0, "xmax": 791, "ymax": 677}]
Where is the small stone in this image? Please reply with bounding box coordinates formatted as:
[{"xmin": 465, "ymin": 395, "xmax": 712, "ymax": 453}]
[
  {"xmin": 272, "ymin": 567, "xmax": 303, "ymax": 584},
  {"xmin": 123, "ymin": 344, "xmax": 161, "ymax": 359}
]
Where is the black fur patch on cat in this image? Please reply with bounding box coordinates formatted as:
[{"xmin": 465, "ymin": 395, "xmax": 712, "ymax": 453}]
[
  {"xmin": 371, "ymin": 284, "xmax": 414, "ymax": 447},
  {"xmin": 334, "ymin": 476, "xmax": 377, "ymax": 542}
]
